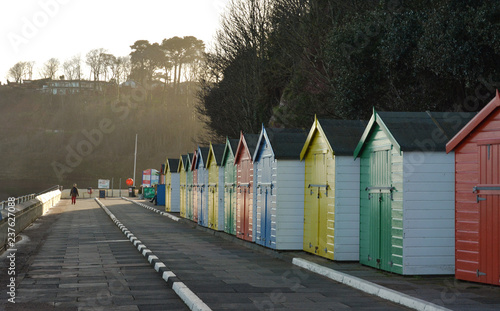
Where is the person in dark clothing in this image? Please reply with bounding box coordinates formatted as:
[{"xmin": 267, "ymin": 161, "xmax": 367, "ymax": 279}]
[
  {"xmin": 150, "ymin": 184, "xmax": 158, "ymax": 205},
  {"xmin": 70, "ymin": 184, "xmax": 79, "ymax": 204}
]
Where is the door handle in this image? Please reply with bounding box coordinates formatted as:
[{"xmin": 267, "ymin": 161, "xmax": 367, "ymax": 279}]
[{"xmin": 477, "ymin": 195, "xmax": 487, "ymax": 203}]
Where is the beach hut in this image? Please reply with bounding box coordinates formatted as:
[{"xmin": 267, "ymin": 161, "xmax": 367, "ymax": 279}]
[
  {"xmin": 186, "ymin": 153, "xmax": 195, "ymax": 221},
  {"xmin": 157, "ymin": 184, "xmax": 166, "ymax": 206},
  {"xmin": 234, "ymin": 132, "xmax": 259, "ymax": 242},
  {"xmin": 446, "ymin": 91, "xmax": 500, "ymax": 285},
  {"xmin": 300, "ymin": 118, "xmax": 366, "ymax": 260},
  {"xmin": 253, "ymin": 127, "xmax": 307, "ymax": 249},
  {"xmin": 160, "ymin": 163, "xmax": 166, "ymax": 185},
  {"xmin": 165, "ymin": 158, "xmax": 180, "ymax": 212},
  {"xmin": 222, "ymin": 138, "xmax": 240, "ymax": 235},
  {"xmin": 191, "ymin": 151, "xmax": 199, "ymax": 222},
  {"xmin": 207, "ymin": 143, "xmax": 226, "ymax": 231},
  {"xmin": 195, "ymin": 147, "xmax": 210, "ymax": 227},
  {"xmin": 178, "ymin": 155, "xmax": 188, "ymax": 218},
  {"xmin": 354, "ymin": 110, "xmax": 474, "ymax": 275}
]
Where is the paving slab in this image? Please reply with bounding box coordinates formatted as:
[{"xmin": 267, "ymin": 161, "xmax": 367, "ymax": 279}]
[
  {"xmin": 0, "ymin": 199, "xmax": 188, "ymax": 311},
  {"xmin": 132, "ymin": 198, "xmax": 500, "ymax": 311},
  {"xmin": 104, "ymin": 198, "xmax": 410, "ymax": 310},
  {"xmin": 4, "ymin": 196, "xmax": 499, "ymax": 311}
]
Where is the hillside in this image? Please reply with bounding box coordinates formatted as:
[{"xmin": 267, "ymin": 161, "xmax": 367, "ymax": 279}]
[{"xmin": 0, "ymin": 84, "xmax": 205, "ymax": 200}]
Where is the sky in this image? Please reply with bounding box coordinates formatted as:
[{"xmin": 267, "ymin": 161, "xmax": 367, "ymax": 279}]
[{"xmin": 0, "ymin": 0, "xmax": 231, "ymax": 84}]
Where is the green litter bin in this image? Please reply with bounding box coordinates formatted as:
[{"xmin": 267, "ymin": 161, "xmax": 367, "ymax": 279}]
[{"xmin": 143, "ymin": 187, "xmax": 155, "ymax": 199}]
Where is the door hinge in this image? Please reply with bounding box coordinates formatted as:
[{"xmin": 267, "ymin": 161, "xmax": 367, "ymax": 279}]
[{"xmin": 476, "ymin": 269, "xmax": 487, "ymax": 277}]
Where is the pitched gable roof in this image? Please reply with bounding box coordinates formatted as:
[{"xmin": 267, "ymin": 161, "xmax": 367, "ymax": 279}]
[
  {"xmin": 195, "ymin": 146, "xmax": 210, "ymax": 169},
  {"xmin": 166, "ymin": 158, "xmax": 180, "ymax": 173},
  {"xmin": 178, "ymin": 154, "xmax": 188, "ymax": 172},
  {"xmin": 446, "ymin": 90, "xmax": 500, "ymax": 153},
  {"xmin": 235, "ymin": 132, "xmax": 259, "ymax": 164},
  {"xmin": 300, "ymin": 118, "xmax": 367, "ymax": 160},
  {"xmin": 222, "ymin": 137, "xmax": 240, "ymax": 166},
  {"xmin": 254, "ymin": 127, "xmax": 307, "ymax": 161},
  {"xmin": 211, "ymin": 144, "xmax": 226, "ymax": 165},
  {"xmin": 354, "ymin": 110, "xmax": 476, "ymax": 158}
]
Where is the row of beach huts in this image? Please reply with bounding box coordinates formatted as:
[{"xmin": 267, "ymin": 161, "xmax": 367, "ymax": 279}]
[{"xmin": 154, "ymin": 92, "xmax": 500, "ymax": 286}]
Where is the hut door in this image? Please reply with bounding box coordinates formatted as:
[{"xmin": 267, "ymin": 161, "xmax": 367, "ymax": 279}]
[
  {"xmin": 477, "ymin": 143, "xmax": 500, "ymax": 285},
  {"xmin": 260, "ymin": 157, "xmax": 273, "ymax": 247},
  {"xmin": 226, "ymin": 185, "xmax": 235, "ymax": 234},
  {"xmin": 187, "ymin": 186, "xmax": 192, "ymax": 219},
  {"xmin": 230, "ymin": 185, "xmax": 236, "ymax": 234},
  {"xmin": 239, "ymin": 186, "xmax": 248, "ymax": 239},
  {"xmin": 306, "ymin": 152, "xmax": 328, "ymax": 255},
  {"xmin": 166, "ymin": 183, "xmax": 171, "ymax": 211},
  {"xmin": 192, "ymin": 185, "xmax": 198, "ymax": 222},
  {"xmin": 208, "ymin": 186, "xmax": 215, "ymax": 229},
  {"xmin": 367, "ymin": 149, "xmax": 393, "ymax": 271},
  {"xmin": 182, "ymin": 186, "xmax": 186, "ymax": 217},
  {"xmin": 200, "ymin": 186, "xmax": 205, "ymax": 226}
]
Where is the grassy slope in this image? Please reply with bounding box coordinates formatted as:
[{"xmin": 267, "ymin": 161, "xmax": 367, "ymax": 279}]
[{"xmin": 0, "ymin": 86, "xmax": 204, "ymax": 199}]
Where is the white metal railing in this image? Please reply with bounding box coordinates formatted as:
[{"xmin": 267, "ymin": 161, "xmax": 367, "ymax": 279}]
[
  {"xmin": 1, "ymin": 185, "xmax": 61, "ymax": 210},
  {"xmin": 1, "ymin": 194, "xmax": 36, "ymax": 209}
]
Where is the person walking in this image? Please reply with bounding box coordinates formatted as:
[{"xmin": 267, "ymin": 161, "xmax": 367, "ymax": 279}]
[{"xmin": 70, "ymin": 184, "xmax": 79, "ymax": 204}]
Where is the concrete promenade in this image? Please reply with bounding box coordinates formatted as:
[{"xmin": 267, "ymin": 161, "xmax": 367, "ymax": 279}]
[
  {"xmin": 1, "ymin": 197, "xmax": 500, "ymax": 310},
  {"xmin": 0, "ymin": 199, "xmax": 188, "ymax": 311}
]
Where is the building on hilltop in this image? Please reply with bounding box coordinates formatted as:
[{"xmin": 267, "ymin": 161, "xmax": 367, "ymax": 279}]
[{"xmin": 41, "ymin": 79, "xmax": 110, "ymax": 95}]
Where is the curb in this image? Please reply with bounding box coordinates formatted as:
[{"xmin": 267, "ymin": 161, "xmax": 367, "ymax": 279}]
[
  {"xmin": 292, "ymin": 258, "xmax": 451, "ymax": 311},
  {"xmin": 121, "ymin": 197, "xmax": 180, "ymax": 222},
  {"xmin": 95, "ymin": 198, "xmax": 211, "ymax": 311},
  {"xmin": 119, "ymin": 197, "xmax": 451, "ymax": 311}
]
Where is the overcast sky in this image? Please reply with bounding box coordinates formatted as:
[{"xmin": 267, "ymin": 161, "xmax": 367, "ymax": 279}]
[{"xmin": 0, "ymin": 0, "xmax": 231, "ymax": 84}]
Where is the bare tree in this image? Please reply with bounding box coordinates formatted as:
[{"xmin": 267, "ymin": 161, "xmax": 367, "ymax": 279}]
[
  {"xmin": 197, "ymin": 0, "xmax": 273, "ymax": 137},
  {"xmin": 24, "ymin": 61, "xmax": 35, "ymax": 80},
  {"xmin": 86, "ymin": 48, "xmax": 107, "ymax": 81},
  {"xmin": 109, "ymin": 56, "xmax": 130, "ymax": 85},
  {"xmin": 7, "ymin": 62, "xmax": 26, "ymax": 83},
  {"xmin": 40, "ymin": 58, "xmax": 60, "ymax": 79},
  {"xmin": 118, "ymin": 56, "xmax": 131, "ymax": 84},
  {"xmin": 101, "ymin": 53, "xmax": 117, "ymax": 81},
  {"xmin": 63, "ymin": 55, "xmax": 82, "ymax": 80}
]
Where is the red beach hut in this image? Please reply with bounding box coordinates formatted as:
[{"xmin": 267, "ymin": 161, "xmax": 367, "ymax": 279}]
[
  {"xmin": 234, "ymin": 132, "xmax": 259, "ymax": 242},
  {"xmin": 447, "ymin": 91, "xmax": 500, "ymax": 285}
]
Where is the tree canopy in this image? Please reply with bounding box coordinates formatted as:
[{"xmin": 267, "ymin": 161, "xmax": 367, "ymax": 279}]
[{"xmin": 197, "ymin": 0, "xmax": 500, "ymax": 138}]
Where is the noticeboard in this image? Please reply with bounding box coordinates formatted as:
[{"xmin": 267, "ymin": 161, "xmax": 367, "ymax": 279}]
[{"xmin": 98, "ymin": 179, "xmax": 110, "ymax": 189}]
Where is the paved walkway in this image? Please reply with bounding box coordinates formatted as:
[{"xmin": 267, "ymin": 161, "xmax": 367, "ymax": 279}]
[
  {"xmin": 2, "ymin": 197, "xmax": 500, "ymax": 310},
  {"xmin": 0, "ymin": 199, "xmax": 188, "ymax": 311},
  {"xmin": 101, "ymin": 198, "xmax": 410, "ymax": 310},
  {"xmin": 135, "ymin": 198, "xmax": 500, "ymax": 311}
]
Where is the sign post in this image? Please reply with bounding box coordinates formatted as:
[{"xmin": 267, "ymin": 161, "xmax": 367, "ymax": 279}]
[{"xmin": 98, "ymin": 179, "xmax": 110, "ymax": 199}]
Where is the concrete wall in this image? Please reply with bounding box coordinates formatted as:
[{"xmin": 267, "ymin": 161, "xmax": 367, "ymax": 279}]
[
  {"xmin": 61, "ymin": 188, "xmax": 131, "ymax": 199},
  {"xmin": 0, "ymin": 190, "xmax": 61, "ymax": 252}
]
